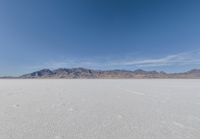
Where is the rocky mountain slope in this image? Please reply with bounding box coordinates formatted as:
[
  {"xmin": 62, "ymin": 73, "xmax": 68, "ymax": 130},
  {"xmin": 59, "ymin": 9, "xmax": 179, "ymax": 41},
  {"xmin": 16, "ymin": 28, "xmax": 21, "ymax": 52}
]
[{"xmin": 19, "ymin": 68, "xmax": 200, "ymax": 79}]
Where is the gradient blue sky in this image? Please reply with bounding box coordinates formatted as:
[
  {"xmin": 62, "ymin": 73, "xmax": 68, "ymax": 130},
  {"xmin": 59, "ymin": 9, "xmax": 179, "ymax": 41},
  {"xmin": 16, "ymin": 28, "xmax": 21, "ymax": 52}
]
[{"xmin": 1, "ymin": 0, "xmax": 200, "ymax": 76}]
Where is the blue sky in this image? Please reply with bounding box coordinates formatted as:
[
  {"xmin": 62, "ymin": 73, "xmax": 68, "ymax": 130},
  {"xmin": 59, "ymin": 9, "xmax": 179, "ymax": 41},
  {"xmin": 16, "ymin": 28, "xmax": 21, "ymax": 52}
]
[{"xmin": 1, "ymin": 0, "xmax": 200, "ymax": 76}]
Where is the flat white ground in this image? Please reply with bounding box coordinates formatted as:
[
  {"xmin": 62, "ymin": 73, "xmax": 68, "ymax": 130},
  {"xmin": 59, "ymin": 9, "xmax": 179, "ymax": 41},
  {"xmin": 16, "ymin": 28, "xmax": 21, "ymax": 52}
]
[{"xmin": 0, "ymin": 79, "xmax": 200, "ymax": 139}]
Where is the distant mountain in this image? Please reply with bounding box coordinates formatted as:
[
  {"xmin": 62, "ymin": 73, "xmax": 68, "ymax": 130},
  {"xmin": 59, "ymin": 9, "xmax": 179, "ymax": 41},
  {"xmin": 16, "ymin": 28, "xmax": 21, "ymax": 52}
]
[
  {"xmin": 17, "ymin": 67, "xmax": 200, "ymax": 79},
  {"xmin": 22, "ymin": 69, "xmax": 54, "ymax": 78},
  {"xmin": 21, "ymin": 68, "xmax": 98, "ymax": 79},
  {"xmin": 171, "ymin": 69, "xmax": 200, "ymax": 78}
]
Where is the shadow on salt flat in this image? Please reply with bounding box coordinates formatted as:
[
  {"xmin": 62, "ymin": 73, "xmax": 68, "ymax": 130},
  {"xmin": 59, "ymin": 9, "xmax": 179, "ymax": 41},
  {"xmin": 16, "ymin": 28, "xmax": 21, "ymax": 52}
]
[{"xmin": 12, "ymin": 104, "xmax": 20, "ymax": 108}]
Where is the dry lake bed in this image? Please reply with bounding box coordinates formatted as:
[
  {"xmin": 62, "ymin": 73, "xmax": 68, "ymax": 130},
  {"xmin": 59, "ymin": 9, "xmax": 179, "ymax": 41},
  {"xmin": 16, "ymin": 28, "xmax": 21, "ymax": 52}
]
[{"xmin": 0, "ymin": 79, "xmax": 200, "ymax": 139}]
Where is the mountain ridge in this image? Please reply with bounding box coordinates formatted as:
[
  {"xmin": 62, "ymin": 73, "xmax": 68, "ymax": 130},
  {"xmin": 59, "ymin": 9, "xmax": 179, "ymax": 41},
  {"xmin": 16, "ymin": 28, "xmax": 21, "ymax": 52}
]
[{"xmin": 17, "ymin": 68, "xmax": 200, "ymax": 79}]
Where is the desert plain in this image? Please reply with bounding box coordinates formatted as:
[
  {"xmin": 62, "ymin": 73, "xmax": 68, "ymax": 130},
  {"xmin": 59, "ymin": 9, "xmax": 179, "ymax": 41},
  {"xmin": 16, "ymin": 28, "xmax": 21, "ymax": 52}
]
[{"xmin": 0, "ymin": 79, "xmax": 200, "ymax": 139}]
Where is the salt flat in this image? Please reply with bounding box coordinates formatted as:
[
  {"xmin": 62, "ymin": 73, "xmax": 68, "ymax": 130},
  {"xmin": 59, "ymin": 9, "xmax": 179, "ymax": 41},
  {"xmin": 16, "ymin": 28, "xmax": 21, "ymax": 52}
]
[{"xmin": 0, "ymin": 79, "xmax": 200, "ymax": 139}]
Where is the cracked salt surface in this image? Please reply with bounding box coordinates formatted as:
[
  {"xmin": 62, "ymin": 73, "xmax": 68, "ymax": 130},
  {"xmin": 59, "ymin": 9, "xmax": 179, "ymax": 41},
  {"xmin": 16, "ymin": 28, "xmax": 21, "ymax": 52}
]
[
  {"xmin": 0, "ymin": 79, "xmax": 200, "ymax": 139},
  {"xmin": 173, "ymin": 121, "xmax": 185, "ymax": 128},
  {"xmin": 54, "ymin": 135, "xmax": 62, "ymax": 139}
]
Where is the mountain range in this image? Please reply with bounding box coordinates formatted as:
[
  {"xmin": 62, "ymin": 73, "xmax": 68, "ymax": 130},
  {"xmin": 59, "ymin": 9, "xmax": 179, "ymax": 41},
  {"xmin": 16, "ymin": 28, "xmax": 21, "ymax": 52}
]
[{"xmin": 12, "ymin": 68, "xmax": 200, "ymax": 79}]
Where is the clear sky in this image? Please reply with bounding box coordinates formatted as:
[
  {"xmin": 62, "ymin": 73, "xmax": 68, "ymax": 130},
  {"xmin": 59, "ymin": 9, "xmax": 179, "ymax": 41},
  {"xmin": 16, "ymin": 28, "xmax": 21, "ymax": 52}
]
[{"xmin": 1, "ymin": 0, "xmax": 200, "ymax": 76}]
